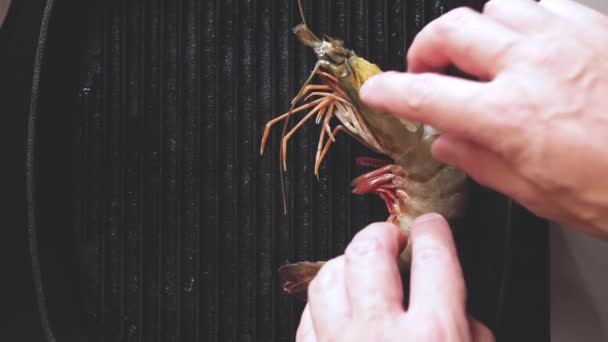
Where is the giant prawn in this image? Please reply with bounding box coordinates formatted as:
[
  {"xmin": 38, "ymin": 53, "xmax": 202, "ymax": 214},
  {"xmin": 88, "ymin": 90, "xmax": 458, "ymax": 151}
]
[{"xmin": 260, "ymin": 0, "xmax": 468, "ymax": 300}]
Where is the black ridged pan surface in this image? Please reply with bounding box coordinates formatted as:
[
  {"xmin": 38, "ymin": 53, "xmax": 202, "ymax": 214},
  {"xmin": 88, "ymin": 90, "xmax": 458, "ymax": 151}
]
[{"xmin": 29, "ymin": 0, "xmax": 549, "ymax": 341}]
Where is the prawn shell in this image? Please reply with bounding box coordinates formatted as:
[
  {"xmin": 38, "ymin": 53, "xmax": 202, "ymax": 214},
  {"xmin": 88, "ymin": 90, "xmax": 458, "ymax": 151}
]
[{"xmin": 337, "ymin": 56, "xmax": 426, "ymax": 163}]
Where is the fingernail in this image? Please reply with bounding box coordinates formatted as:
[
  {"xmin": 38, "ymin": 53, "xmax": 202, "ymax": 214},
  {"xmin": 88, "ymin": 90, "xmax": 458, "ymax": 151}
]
[
  {"xmin": 414, "ymin": 213, "xmax": 444, "ymax": 225},
  {"xmin": 360, "ymin": 75, "xmax": 380, "ymax": 99}
]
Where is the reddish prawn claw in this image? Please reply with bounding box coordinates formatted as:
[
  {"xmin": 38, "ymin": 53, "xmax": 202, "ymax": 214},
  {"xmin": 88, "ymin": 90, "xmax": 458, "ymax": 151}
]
[{"xmin": 351, "ymin": 158, "xmax": 409, "ymax": 216}]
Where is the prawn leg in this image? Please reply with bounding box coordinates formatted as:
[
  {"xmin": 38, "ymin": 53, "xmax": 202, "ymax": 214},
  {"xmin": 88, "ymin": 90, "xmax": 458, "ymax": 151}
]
[
  {"xmin": 260, "ymin": 98, "xmax": 325, "ymax": 155},
  {"xmin": 351, "ymin": 162, "xmax": 408, "ymax": 216}
]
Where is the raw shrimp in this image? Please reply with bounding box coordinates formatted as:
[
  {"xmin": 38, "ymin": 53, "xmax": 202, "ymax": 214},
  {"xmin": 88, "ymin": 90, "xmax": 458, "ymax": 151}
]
[{"xmin": 260, "ymin": 0, "xmax": 468, "ymax": 300}]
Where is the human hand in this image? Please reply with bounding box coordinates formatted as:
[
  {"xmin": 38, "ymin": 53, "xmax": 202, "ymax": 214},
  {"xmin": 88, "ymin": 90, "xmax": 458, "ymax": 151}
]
[
  {"xmin": 297, "ymin": 214, "xmax": 494, "ymax": 342},
  {"xmin": 359, "ymin": 0, "xmax": 608, "ymax": 238}
]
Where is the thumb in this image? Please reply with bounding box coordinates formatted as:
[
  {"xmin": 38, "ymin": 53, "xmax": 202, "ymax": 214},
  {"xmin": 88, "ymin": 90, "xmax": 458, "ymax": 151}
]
[{"xmin": 408, "ymin": 213, "xmax": 467, "ymax": 316}]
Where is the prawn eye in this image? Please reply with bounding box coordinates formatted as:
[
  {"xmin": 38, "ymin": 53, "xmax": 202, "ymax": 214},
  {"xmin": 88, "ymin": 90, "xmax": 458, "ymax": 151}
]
[
  {"xmin": 327, "ymin": 53, "xmax": 345, "ymax": 65},
  {"xmin": 325, "ymin": 46, "xmax": 351, "ymax": 65}
]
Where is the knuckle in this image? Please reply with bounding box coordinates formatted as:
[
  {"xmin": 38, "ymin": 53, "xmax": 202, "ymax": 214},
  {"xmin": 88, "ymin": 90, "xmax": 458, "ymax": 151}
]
[
  {"xmin": 427, "ymin": 15, "xmax": 454, "ymax": 40},
  {"xmin": 345, "ymin": 234, "xmax": 383, "ymax": 260},
  {"xmin": 492, "ymin": 37, "xmax": 522, "ymax": 66},
  {"xmin": 442, "ymin": 7, "xmax": 478, "ymax": 28},
  {"xmin": 422, "ymin": 7, "xmax": 476, "ymax": 45},
  {"xmin": 526, "ymin": 42, "xmax": 566, "ymax": 69},
  {"xmin": 525, "ymin": 39, "xmax": 594, "ymax": 78},
  {"xmin": 482, "ymin": 0, "xmax": 505, "ymax": 16},
  {"xmin": 412, "ymin": 235, "xmax": 452, "ymax": 267}
]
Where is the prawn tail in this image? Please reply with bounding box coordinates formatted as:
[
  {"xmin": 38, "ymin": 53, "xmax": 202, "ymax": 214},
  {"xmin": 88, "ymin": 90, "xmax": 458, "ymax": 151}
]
[{"xmin": 278, "ymin": 261, "xmax": 326, "ymax": 301}]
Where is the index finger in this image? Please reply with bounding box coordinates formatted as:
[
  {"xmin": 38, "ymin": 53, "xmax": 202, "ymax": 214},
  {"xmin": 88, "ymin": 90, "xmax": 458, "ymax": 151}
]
[
  {"xmin": 344, "ymin": 222, "xmax": 407, "ymax": 318},
  {"xmin": 407, "ymin": 7, "xmax": 522, "ymax": 79},
  {"xmin": 360, "ymin": 71, "xmax": 513, "ymax": 148},
  {"xmin": 408, "ymin": 214, "xmax": 467, "ymax": 316}
]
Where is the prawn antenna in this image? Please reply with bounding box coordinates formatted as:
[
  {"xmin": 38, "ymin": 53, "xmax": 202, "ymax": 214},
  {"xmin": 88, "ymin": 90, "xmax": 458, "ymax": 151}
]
[{"xmin": 298, "ymin": 0, "xmax": 308, "ymax": 27}]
